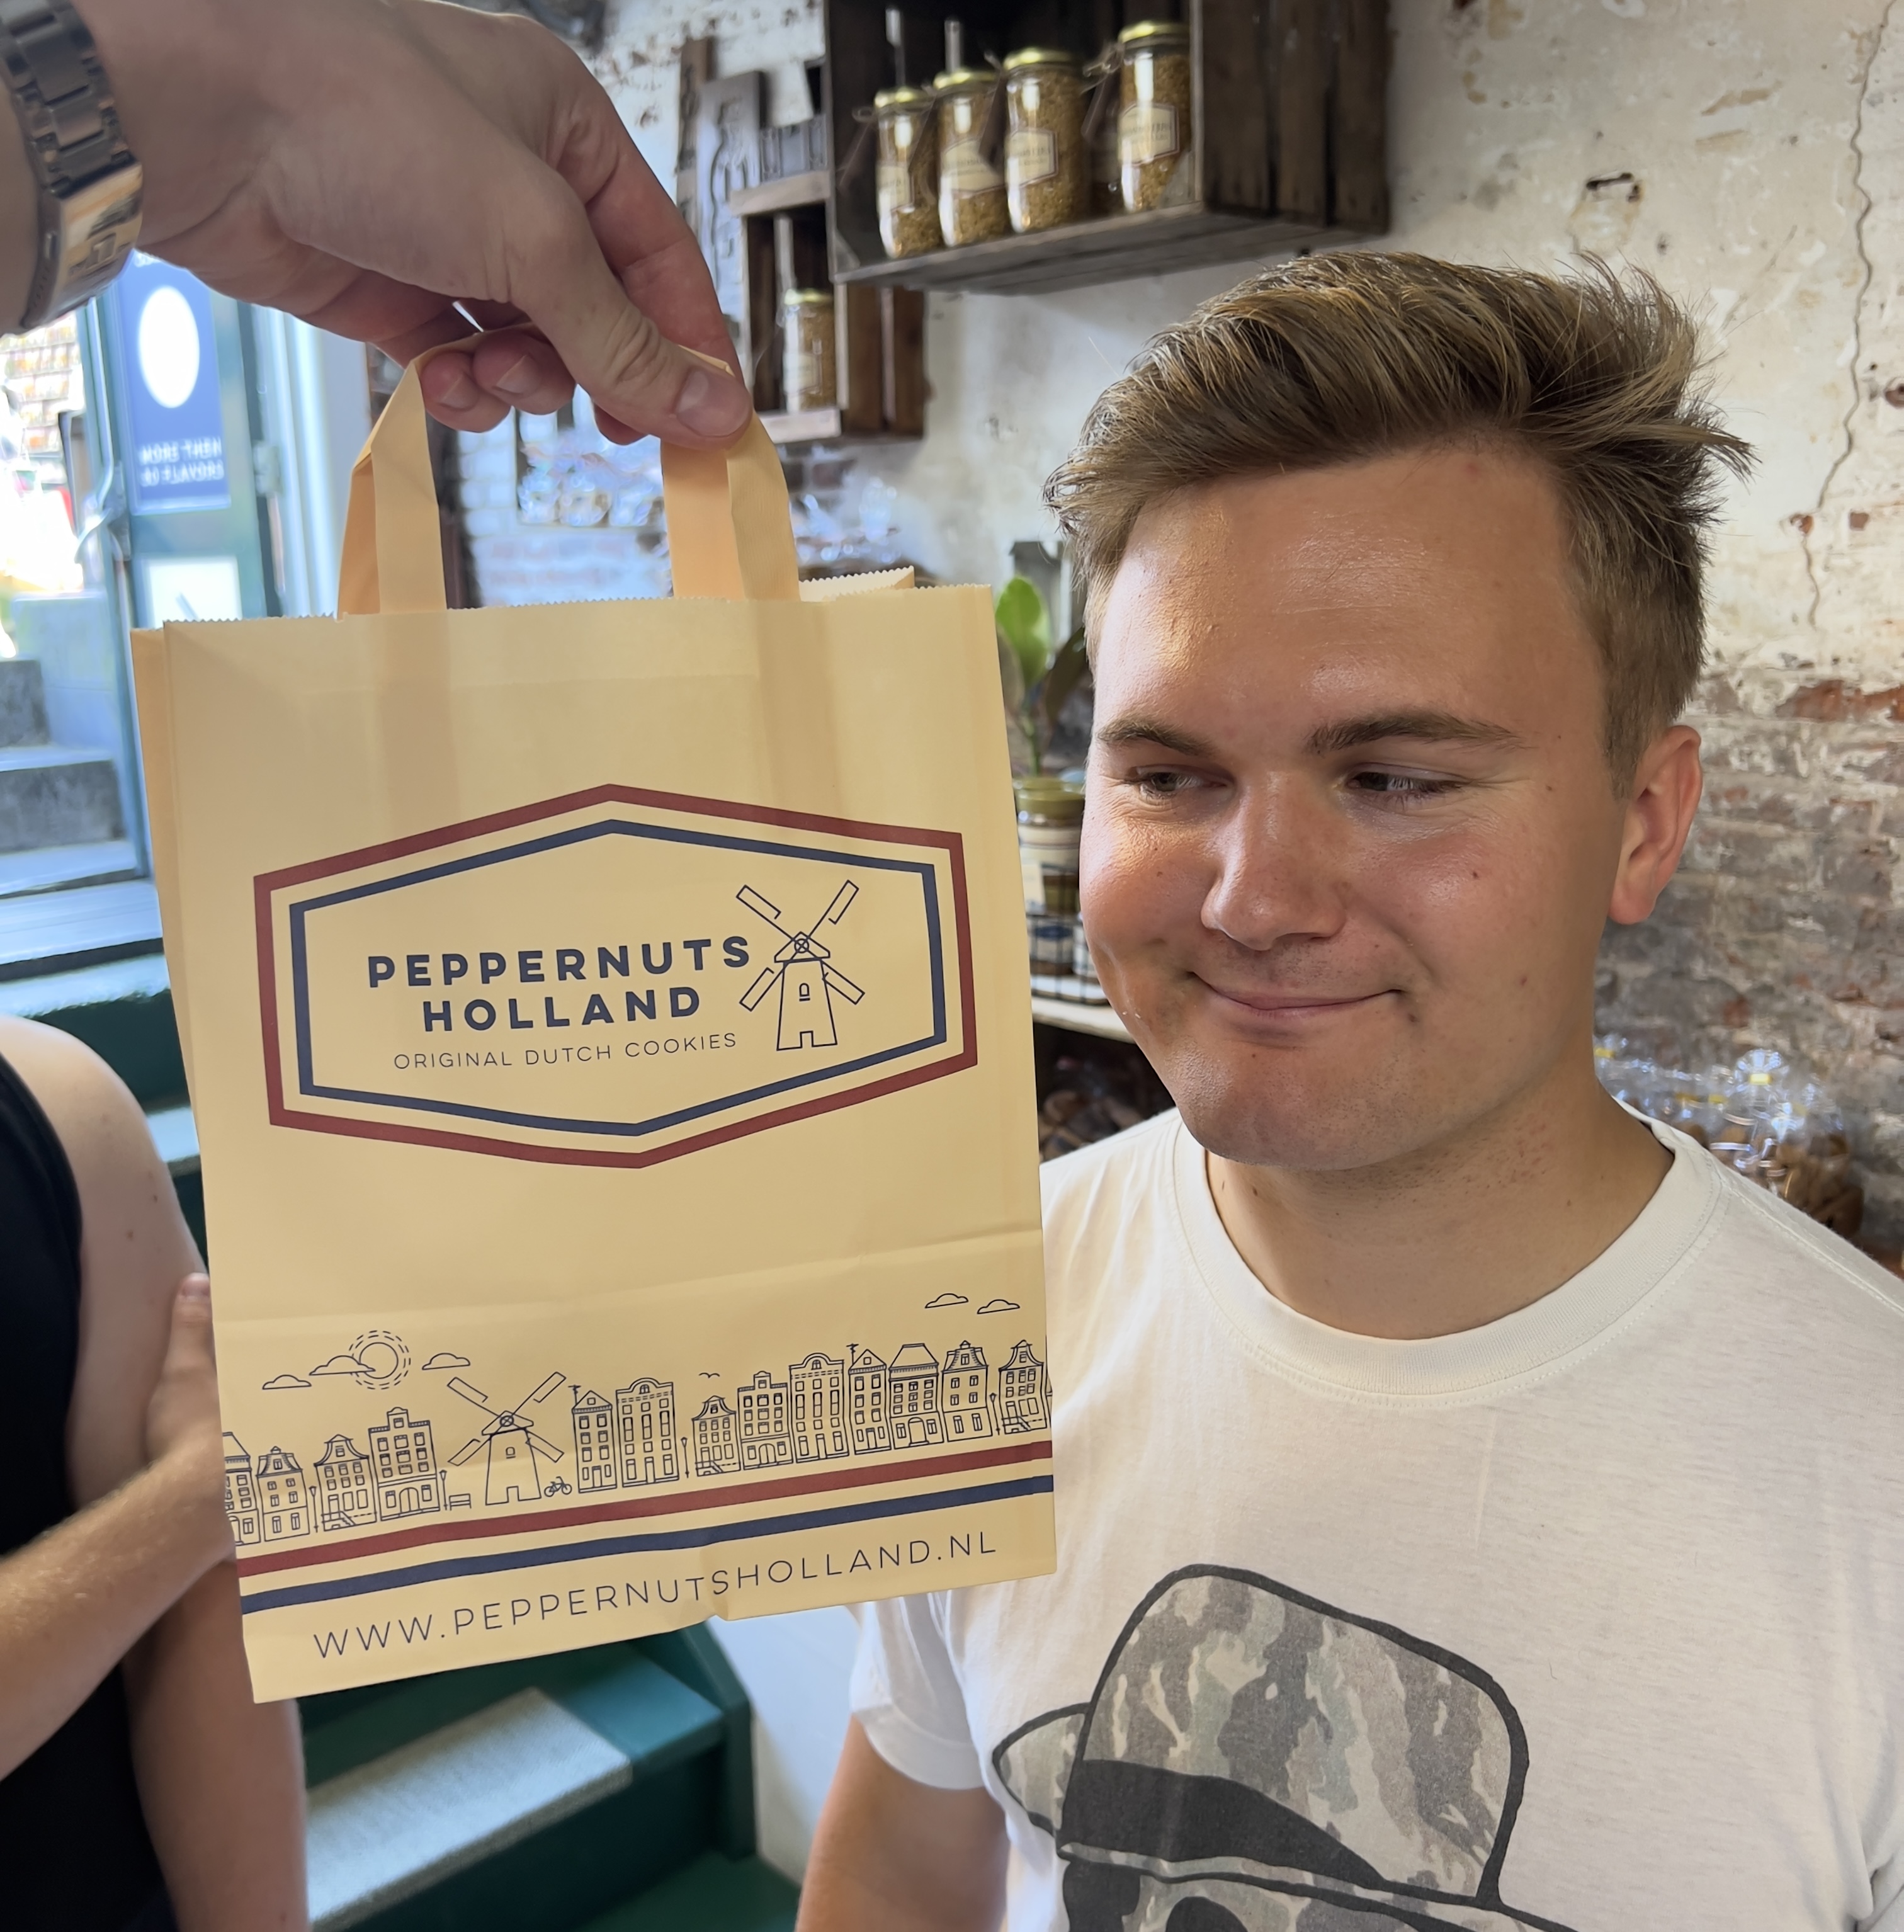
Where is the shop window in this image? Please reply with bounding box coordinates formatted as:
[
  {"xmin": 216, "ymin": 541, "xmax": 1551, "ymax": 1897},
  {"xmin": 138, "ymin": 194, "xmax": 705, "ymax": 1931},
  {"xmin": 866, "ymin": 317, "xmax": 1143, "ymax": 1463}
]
[{"xmin": 0, "ymin": 266, "xmax": 365, "ymax": 982}]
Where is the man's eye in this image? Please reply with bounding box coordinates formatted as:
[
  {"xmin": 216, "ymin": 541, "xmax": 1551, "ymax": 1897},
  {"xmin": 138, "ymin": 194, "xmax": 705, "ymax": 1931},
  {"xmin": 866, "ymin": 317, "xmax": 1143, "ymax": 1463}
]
[
  {"xmin": 1131, "ymin": 769, "xmax": 1197, "ymax": 798},
  {"xmin": 1347, "ymin": 770, "xmax": 1458, "ymax": 799}
]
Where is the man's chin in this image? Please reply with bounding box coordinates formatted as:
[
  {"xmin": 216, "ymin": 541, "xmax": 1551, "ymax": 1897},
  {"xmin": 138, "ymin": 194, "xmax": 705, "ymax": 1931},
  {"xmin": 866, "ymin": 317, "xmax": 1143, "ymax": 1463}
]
[{"xmin": 1166, "ymin": 1069, "xmax": 1431, "ymax": 1174}]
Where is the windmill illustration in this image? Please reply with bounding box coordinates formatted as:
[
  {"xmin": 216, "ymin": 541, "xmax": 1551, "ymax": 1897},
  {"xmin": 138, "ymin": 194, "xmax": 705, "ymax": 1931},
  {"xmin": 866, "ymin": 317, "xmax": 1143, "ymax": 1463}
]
[
  {"xmin": 446, "ymin": 1371, "xmax": 565, "ymax": 1506},
  {"xmin": 737, "ymin": 880, "xmax": 864, "ymax": 1050}
]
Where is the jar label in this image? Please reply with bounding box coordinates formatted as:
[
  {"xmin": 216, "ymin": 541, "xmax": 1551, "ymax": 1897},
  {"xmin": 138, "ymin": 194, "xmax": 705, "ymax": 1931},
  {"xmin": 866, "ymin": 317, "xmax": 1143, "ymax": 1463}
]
[
  {"xmin": 1118, "ymin": 101, "xmax": 1179, "ymax": 166},
  {"xmin": 1006, "ymin": 127, "xmax": 1058, "ymax": 188},
  {"xmin": 942, "ymin": 138, "xmax": 1004, "ymax": 195},
  {"xmin": 877, "ymin": 161, "xmax": 917, "ymax": 213},
  {"xmin": 786, "ymin": 348, "xmax": 825, "ymax": 402},
  {"xmin": 1018, "ymin": 824, "xmax": 1082, "ymax": 915}
]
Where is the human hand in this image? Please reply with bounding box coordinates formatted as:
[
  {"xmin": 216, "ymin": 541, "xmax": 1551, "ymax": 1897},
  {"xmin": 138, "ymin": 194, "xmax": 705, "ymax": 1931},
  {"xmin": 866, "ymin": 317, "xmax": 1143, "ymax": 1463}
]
[
  {"xmin": 78, "ymin": 0, "xmax": 751, "ymax": 445},
  {"xmin": 144, "ymin": 1275, "xmax": 232, "ymax": 1560}
]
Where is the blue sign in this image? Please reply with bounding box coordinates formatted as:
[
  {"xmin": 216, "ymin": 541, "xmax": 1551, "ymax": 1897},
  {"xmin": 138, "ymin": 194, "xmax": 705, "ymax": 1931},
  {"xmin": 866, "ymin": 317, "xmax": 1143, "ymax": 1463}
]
[{"xmin": 109, "ymin": 253, "xmax": 229, "ymax": 514}]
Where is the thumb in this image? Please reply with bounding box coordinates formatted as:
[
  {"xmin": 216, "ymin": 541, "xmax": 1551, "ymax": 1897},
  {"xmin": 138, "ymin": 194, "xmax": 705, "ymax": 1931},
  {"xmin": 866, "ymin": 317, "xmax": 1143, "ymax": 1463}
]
[
  {"xmin": 162, "ymin": 1272, "xmax": 217, "ymax": 1375},
  {"xmin": 504, "ymin": 161, "xmax": 751, "ymax": 445}
]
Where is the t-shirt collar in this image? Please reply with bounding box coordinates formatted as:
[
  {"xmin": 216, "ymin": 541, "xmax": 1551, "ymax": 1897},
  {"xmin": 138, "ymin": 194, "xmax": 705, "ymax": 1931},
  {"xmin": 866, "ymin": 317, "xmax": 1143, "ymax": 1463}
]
[{"xmin": 1169, "ymin": 1112, "xmax": 1723, "ymax": 1402}]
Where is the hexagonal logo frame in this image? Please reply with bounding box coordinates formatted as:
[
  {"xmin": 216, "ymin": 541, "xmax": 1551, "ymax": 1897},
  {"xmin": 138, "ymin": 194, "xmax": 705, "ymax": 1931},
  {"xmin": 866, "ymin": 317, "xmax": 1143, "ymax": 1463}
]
[{"xmin": 254, "ymin": 785, "xmax": 977, "ymax": 1166}]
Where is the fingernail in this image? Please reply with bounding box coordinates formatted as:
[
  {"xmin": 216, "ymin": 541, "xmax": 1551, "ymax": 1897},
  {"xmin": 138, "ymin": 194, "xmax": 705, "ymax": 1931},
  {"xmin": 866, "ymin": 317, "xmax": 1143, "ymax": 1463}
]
[
  {"xmin": 179, "ymin": 1273, "xmax": 210, "ymax": 1302},
  {"xmin": 437, "ymin": 368, "xmax": 480, "ymax": 411},
  {"xmin": 674, "ymin": 365, "xmax": 751, "ymax": 437},
  {"xmin": 491, "ymin": 355, "xmax": 539, "ymax": 399}
]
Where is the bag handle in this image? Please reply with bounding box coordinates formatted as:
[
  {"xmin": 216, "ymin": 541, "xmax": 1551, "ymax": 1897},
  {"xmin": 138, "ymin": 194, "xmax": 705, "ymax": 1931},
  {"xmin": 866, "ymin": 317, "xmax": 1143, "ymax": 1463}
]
[
  {"xmin": 337, "ymin": 343, "xmax": 799, "ymax": 615},
  {"xmin": 337, "ymin": 348, "xmax": 448, "ymax": 616}
]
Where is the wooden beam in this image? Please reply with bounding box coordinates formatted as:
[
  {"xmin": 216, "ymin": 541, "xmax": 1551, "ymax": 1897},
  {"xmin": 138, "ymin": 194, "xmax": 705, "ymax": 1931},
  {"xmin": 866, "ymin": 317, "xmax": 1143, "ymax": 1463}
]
[
  {"xmin": 1201, "ymin": 0, "xmax": 1273, "ymax": 214},
  {"xmin": 675, "ymin": 36, "xmax": 714, "ymax": 239},
  {"xmin": 1332, "ymin": 0, "xmax": 1390, "ymax": 231},
  {"xmin": 1272, "ymin": 0, "xmax": 1327, "ymax": 224}
]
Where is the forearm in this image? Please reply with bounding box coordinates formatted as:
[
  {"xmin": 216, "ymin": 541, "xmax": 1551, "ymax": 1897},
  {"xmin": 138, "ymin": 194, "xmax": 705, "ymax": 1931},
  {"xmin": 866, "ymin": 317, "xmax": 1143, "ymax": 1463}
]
[
  {"xmin": 799, "ymin": 1855, "xmax": 997, "ymax": 1932},
  {"xmin": 798, "ymin": 1723, "xmax": 1007, "ymax": 1932},
  {"xmin": 0, "ymin": 1454, "xmax": 225, "ymax": 1777},
  {"xmin": 125, "ymin": 1563, "xmax": 308, "ymax": 1932}
]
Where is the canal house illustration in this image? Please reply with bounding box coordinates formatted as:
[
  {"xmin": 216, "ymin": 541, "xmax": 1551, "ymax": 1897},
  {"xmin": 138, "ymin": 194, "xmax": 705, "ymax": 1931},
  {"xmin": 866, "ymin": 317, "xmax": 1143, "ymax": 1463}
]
[
  {"xmin": 941, "ymin": 1339, "xmax": 994, "ymax": 1441},
  {"xmin": 223, "ymin": 1433, "xmax": 261, "ymax": 1547},
  {"xmin": 368, "ymin": 1406, "xmax": 447, "ymax": 1520},
  {"xmin": 255, "ymin": 1445, "xmax": 309, "ymax": 1541},
  {"xmin": 997, "ymin": 1339, "xmax": 1050, "ymax": 1433},
  {"xmin": 314, "ymin": 1433, "xmax": 376, "ymax": 1531},
  {"xmin": 615, "ymin": 1378, "xmax": 678, "ymax": 1489},
  {"xmin": 224, "ymin": 1331, "xmax": 1050, "ymax": 1554},
  {"xmin": 888, "ymin": 1343, "xmax": 945, "ymax": 1449},
  {"xmin": 572, "ymin": 1389, "xmax": 616, "ymax": 1492},
  {"xmin": 849, "ymin": 1346, "xmax": 893, "ymax": 1455},
  {"xmin": 693, "ymin": 1394, "xmax": 739, "ymax": 1476},
  {"xmin": 737, "ymin": 1369, "xmax": 793, "ymax": 1470},
  {"xmin": 737, "ymin": 880, "xmax": 864, "ymax": 1050},
  {"xmin": 791, "ymin": 1352, "xmax": 849, "ymax": 1462},
  {"xmin": 446, "ymin": 1371, "xmax": 566, "ymax": 1506}
]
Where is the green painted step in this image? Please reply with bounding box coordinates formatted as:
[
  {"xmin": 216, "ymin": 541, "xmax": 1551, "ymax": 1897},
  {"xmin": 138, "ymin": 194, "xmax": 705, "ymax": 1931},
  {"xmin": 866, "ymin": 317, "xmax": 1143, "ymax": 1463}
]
[
  {"xmin": 304, "ymin": 1642, "xmax": 732, "ymax": 1932},
  {"xmin": 302, "ymin": 1642, "xmax": 720, "ymax": 1786},
  {"xmin": 579, "ymin": 1852, "xmax": 800, "ymax": 1932}
]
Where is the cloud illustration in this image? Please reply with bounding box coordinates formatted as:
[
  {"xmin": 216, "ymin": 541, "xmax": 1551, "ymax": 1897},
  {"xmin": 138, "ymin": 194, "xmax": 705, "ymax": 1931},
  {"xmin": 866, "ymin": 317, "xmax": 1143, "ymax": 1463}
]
[
  {"xmin": 420, "ymin": 1352, "xmax": 470, "ymax": 1370},
  {"xmin": 261, "ymin": 1373, "xmax": 310, "ymax": 1390},
  {"xmin": 976, "ymin": 1298, "xmax": 1021, "ymax": 1315},
  {"xmin": 309, "ymin": 1353, "xmax": 365, "ymax": 1376},
  {"xmin": 924, "ymin": 1293, "xmax": 970, "ymax": 1310}
]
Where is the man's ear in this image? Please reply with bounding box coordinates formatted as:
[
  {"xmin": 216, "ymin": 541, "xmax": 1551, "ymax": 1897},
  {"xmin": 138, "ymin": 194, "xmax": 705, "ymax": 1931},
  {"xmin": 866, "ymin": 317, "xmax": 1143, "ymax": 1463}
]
[{"xmin": 1607, "ymin": 724, "xmax": 1703, "ymax": 926}]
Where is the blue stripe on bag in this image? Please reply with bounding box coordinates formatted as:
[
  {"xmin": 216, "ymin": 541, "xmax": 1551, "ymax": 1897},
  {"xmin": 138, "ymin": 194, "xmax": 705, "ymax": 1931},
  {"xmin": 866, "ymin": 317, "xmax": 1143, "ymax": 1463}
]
[{"xmin": 240, "ymin": 1473, "xmax": 1053, "ymax": 1613}]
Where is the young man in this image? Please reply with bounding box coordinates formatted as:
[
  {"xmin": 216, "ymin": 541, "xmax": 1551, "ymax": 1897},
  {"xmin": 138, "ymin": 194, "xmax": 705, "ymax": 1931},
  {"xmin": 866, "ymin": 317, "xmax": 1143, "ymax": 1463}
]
[{"xmin": 798, "ymin": 256, "xmax": 1904, "ymax": 1931}]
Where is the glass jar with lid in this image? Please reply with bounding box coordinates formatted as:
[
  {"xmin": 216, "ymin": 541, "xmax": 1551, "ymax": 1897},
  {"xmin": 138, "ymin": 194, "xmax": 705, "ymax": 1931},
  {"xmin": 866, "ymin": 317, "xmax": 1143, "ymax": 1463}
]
[
  {"xmin": 1117, "ymin": 20, "xmax": 1193, "ymax": 213},
  {"xmin": 932, "ymin": 67, "xmax": 1009, "ymax": 246},
  {"xmin": 781, "ymin": 288, "xmax": 836, "ymax": 412},
  {"xmin": 1015, "ymin": 775, "xmax": 1085, "ymax": 982},
  {"xmin": 1003, "ymin": 48, "xmax": 1087, "ymax": 233},
  {"xmin": 874, "ymin": 85, "xmax": 942, "ymax": 258}
]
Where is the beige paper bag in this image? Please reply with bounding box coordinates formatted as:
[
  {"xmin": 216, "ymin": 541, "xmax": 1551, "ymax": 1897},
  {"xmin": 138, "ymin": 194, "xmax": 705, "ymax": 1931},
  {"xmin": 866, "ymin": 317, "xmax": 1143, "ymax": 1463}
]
[{"xmin": 134, "ymin": 361, "xmax": 1051, "ymax": 1699}]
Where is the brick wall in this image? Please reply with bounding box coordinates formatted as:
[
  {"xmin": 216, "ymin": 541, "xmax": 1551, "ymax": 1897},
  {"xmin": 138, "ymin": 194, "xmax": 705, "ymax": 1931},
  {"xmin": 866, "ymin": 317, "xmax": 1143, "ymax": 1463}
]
[{"xmin": 1601, "ymin": 681, "xmax": 1904, "ymax": 1244}]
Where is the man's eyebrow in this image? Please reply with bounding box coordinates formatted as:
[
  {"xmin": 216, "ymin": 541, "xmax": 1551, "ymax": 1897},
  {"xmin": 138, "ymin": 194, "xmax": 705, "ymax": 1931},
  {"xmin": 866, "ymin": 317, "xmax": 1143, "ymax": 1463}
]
[
  {"xmin": 1306, "ymin": 711, "xmax": 1524, "ymax": 755},
  {"xmin": 1094, "ymin": 717, "xmax": 1218, "ymax": 758}
]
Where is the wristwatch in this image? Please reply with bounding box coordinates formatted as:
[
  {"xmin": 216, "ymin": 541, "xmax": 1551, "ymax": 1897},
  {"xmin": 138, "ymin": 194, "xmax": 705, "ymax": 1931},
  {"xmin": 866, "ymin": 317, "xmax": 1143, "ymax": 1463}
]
[{"xmin": 0, "ymin": 0, "xmax": 140, "ymax": 332}]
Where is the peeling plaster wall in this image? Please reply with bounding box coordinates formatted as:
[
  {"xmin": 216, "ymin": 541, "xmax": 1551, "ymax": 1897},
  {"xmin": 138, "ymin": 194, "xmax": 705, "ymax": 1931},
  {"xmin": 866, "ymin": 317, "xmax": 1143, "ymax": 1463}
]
[{"xmin": 547, "ymin": 0, "xmax": 1904, "ymax": 1239}]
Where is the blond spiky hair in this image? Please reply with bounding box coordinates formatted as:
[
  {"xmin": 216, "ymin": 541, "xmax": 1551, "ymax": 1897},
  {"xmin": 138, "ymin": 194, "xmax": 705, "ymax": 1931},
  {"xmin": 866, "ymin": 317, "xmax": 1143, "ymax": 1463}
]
[{"xmin": 1046, "ymin": 253, "xmax": 1753, "ymax": 779}]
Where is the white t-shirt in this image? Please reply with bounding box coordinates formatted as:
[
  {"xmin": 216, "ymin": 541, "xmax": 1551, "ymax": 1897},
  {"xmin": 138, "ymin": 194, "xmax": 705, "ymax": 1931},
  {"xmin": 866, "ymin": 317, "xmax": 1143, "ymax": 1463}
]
[{"xmin": 851, "ymin": 1110, "xmax": 1904, "ymax": 1931}]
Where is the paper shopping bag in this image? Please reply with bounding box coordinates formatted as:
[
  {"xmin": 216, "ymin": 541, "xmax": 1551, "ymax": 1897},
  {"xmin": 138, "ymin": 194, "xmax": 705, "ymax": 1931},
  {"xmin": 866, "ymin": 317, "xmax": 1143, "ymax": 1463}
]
[{"xmin": 133, "ymin": 358, "xmax": 1051, "ymax": 1699}]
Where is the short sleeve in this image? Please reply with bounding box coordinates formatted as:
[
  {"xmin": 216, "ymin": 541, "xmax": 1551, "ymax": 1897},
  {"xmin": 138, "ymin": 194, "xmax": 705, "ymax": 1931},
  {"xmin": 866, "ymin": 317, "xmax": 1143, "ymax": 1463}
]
[
  {"xmin": 1862, "ymin": 1850, "xmax": 1904, "ymax": 1932},
  {"xmin": 849, "ymin": 1591, "xmax": 986, "ymax": 1790}
]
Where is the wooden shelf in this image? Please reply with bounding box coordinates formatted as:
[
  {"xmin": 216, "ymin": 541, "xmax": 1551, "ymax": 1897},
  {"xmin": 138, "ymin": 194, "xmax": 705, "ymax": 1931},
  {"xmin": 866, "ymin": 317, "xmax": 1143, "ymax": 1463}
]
[
  {"xmin": 824, "ymin": 0, "xmax": 1387, "ymax": 303},
  {"xmin": 1031, "ymin": 994, "xmax": 1131, "ymax": 1043},
  {"xmin": 836, "ymin": 205, "xmax": 1349, "ymax": 299},
  {"xmin": 730, "ymin": 170, "xmax": 829, "ymax": 217}
]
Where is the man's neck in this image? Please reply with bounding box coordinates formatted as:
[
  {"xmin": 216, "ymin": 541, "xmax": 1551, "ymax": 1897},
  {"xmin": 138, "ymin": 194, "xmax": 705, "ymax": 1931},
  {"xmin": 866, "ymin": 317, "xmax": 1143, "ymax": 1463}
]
[{"xmin": 1206, "ymin": 1062, "xmax": 1672, "ymax": 1341}]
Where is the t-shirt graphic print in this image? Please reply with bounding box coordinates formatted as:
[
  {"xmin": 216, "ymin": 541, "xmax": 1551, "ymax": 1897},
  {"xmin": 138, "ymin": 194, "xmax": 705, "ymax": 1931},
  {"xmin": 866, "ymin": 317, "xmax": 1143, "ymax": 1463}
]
[{"xmin": 995, "ymin": 1564, "xmax": 1575, "ymax": 1932}]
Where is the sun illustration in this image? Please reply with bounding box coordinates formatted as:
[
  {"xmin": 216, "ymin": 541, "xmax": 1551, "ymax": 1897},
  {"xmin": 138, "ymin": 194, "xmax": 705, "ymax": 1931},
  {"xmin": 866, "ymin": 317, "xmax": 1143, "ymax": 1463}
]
[{"xmin": 346, "ymin": 1330, "xmax": 411, "ymax": 1390}]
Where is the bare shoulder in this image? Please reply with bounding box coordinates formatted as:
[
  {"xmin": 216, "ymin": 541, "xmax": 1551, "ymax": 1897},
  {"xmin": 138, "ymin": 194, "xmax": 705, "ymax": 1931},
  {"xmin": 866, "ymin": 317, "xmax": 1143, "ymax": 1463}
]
[
  {"xmin": 1, "ymin": 1012, "xmax": 145, "ymax": 1166},
  {"xmin": 0, "ymin": 1014, "xmax": 199, "ymax": 1501}
]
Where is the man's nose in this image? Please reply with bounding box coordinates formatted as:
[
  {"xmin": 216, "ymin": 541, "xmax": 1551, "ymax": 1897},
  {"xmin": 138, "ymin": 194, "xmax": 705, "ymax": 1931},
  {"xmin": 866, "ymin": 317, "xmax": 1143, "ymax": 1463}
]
[{"xmin": 1200, "ymin": 781, "xmax": 1349, "ymax": 952}]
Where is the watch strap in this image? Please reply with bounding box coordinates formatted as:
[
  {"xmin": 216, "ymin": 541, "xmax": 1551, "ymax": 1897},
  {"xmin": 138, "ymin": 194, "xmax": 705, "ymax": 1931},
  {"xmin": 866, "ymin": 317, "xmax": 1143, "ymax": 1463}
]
[{"xmin": 0, "ymin": 0, "xmax": 141, "ymax": 330}]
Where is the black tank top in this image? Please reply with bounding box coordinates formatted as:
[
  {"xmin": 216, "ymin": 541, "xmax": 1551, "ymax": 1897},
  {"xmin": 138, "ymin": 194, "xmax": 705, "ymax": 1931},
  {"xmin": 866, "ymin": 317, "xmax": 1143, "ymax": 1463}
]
[{"xmin": 0, "ymin": 1050, "xmax": 171, "ymax": 1930}]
